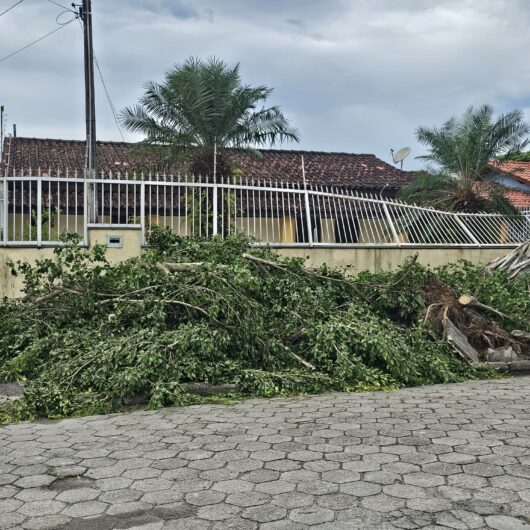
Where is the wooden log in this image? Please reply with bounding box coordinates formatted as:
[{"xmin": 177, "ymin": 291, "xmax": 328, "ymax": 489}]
[
  {"xmin": 458, "ymin": 294, "xmax": 510, "ymax": 321},
  {"xmin": 512, "ymin": 330, "xmax": 530, "ymax": 341},
  {"xmin": 443, "ymin": 315, "xmax": 479, "ymax": 364}
]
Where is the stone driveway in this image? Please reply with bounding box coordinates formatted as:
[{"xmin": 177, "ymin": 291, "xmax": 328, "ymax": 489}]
[{"xmin": 1, "ymin": 378, "xmax": 529, "ymax": 530}]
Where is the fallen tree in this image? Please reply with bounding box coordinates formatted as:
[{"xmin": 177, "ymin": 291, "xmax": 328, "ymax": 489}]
[{"xmin": 0, "ymin": 228, "xmax": 528, "ymax": 421}]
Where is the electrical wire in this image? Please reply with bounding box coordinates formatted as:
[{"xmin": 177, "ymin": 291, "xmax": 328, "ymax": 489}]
[
  {"xmin": 94, "ymin": 54, "xmax": 126, "ymax": 141},
  {"xmin": 46, "ymin": 0, "xmax": 76, "ymax": 13},
  {"xmin": 0, "ymin": 0, "xmax": 23, "ymax": 18},
  {"xmin": 0, "ymin": 17, "xmax": 75, "ymax": 64},
  {"xmin": 75, "ymin": 18, "xmax": 126, "ymax": 141}
]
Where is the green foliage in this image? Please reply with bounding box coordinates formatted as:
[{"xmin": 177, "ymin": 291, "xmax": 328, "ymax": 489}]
[
  {"xmin": 0, "ymin": 227, "xmax": 508, "ymax": 423},
  {"xmin": 120, "ymin": 56, "xmax": 300, "ymax": 175},
  {"xmin": 499, "ymin": 150, "xmax": 530, "ymax": 162},
  {"xmin": 436, "ymin": 260, "xmax": 530, "ymax": 331},
  {"xmin": 400, "ymin": 105, "xmax": 529, "ymax": 213},
  {"xmin": 22, "ymin": 208, "xmax": 61, "ymax": 241}
]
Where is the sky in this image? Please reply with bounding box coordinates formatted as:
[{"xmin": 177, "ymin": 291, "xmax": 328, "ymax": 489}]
[{"xmin": 1, "ymin": 0, "xmax": 530, "ymax": 170}]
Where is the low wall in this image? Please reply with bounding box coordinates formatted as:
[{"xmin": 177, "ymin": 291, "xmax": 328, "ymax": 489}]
[
  {"xmin": 278, "ymin": 247, "xmax": 508, "ymax": 274},
  {"xmin": 0, "ymin": 228, "xmax": 143, "ymax": 299},
  {"xmin": 0, "ymin": 226, "xmax": 513, "ymax": 298}
]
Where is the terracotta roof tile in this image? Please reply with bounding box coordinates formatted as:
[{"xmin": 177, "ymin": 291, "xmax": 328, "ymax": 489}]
[
  {"xmin": 1, "ymin": 137, "xmax": 415, "ymax": 191},
  {"xmin": 505, "ymin": 189, "xmax": 530, "ymax": 208},
  {"xmin": 488, "ymin": 160, "xmax": 530, "ymax": 185}
]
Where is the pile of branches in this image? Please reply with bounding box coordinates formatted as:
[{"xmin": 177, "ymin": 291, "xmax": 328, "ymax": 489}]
[
  {"xmin": 483, "ymin": 240, "xmax": 530, "ymax": 279},
  {"xmin": 0, "ymin": 228, "xmax": 528, "ymax": 421}
]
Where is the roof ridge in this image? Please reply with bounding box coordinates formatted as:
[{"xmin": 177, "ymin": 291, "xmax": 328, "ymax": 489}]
[{"xmin": 8, "ymin": 137, "xmax": 382, "ymax": 157}]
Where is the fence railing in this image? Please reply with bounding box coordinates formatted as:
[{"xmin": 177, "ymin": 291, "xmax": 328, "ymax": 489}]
[{"xmin": 1, "ymin": 171, "xmax": 529, "ymax": 247}]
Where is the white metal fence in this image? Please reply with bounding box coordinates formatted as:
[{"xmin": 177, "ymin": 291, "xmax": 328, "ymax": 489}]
[{"xmin": 1, "ymin": 171, "xmax": 529, "ymax": 247}]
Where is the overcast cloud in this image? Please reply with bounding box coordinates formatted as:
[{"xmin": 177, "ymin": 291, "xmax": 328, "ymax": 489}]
[{"xmin": 1, "ymin": 0, "xmax": 530, "ymax": 169}]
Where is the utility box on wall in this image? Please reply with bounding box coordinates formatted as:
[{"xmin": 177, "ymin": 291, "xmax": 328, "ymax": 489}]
[
  {"xmin": 87, "ymin": 226, "xmax": 143, "ymax": 263},
  {"xmin": 106, "ymin": 234, "xmax": 123, "ymax": 248}
]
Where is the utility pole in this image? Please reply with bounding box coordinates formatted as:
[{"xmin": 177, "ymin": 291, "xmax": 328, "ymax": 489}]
[
  {"xmin": 0, "ymin": 106, "xmax": 4, "ymax": 158},
  {"xmin": 79, "ymin": 0, "xmax": 97, "ymax": 221}
]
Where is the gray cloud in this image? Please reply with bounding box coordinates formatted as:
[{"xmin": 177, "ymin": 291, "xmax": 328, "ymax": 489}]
[{"xmin": 1, "ymin": 0, "xmax": 530, "ymax": 170}]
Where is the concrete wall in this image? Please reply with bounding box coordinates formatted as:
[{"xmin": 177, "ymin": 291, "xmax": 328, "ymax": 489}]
[
  {"xmin": 278, "ymin": 247, "xmax": 509, "ymax": 274},
  {"xmin": 0, "ymin": 225, "xmax": 514, "ymax": 298},
  {"xmin": 0, "ymin": 227, "xmax": 143, "ymax": 299}
]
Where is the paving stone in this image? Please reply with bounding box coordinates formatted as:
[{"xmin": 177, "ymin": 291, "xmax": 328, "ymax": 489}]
[
  {"xmin": 21, "ymin": 514, "xmax": 71, "ymax": 529},
  {"xmin": 422, "ymin": 462, "xmax": 463, "ymax": 476},
  {"xmin": 55, "ymin": 487, "xmax": 100, "ymax": 503},
  {"xmin": 241, "ymin": 504, "xmax": 287, "ymax": 523},
  {"xmin": 130, "ymin": 478, "xmax": 173, "ymax": 492},
  {"xmin": 61, "ymin": 500, "xmax": 108, "ymax": 517},
  {"xmin": 151, "ymin": 500, "xmax": 197, "ymax": 520},
  {"xmin": 403, "ymin": 471, "xmax": 445, "ymax": 487},
  {"xmin": 225, "ymin": 491, "xmax": 269, "ymax": 507},
  {"xmin": 1, "ymin": 378, "xmax": 530, "ymax": 529},
  {"xmin": 19, "ymin": 499, "xmax": 66, "ymax": 516},
  {"xmin": 212, "ymin": 479, "xmax": 254, "ymax": 494},
  {"xmin": 316, "ymin": 492, "xmax": 358, "ymax": 510},
  {"xmin": 212, "ymin": 516, "xmax": 258, "ymax": 530},
  {"xmin": 186, "ymin": 490, "xmax": 226, "ymax": 507},
  {"xmin": 0, "ymin": 497, "xmax": 22, "ymax": 512},
  {"xmin": 0, "ymin": 512, "xmax": 26, "ymax": 529},
  {"xmin": 255, "ymin": 480, "xmax": 296, "ymax": 495},
  {"xmin": 100, "ymin": 489, "xmax": 143, "ymax": 504},
  {"xmin": 272, "ymin": 491, "xmax": 313, "ymax": 509},
  {"xmin": 321, "ymin": 469, "xmax": 360, "ymax": 484},
  {"xmin": 339, "ymin": 480, "xmax": 383, "ymax": 498},
  {"xmin": 463, "ymin": 462, "xmax": 505, "ymax": 477},
  {"xmin": 14, "ymin": 475, "xmax": 56, "ymax": 488},
  {"xmin": 240, "ymin": 469, "xmax": 279, "ymax": 483},
  {"xmin": 360, "ymin": 493, "xmax": 406, "ymax": 512},
  {"xmin": 289, "ymin": 506, "xmax": 334, "ymax": 525},
  {"xmin": 106, "ymin": 500, "xmax": 151, "ymax": 516},
  {"xmin": 406, "ymin": 497, "xmax": 452, "ymax": 512},
  {"xmin": 484, "ymin": 515, "xmax": 530, "ymax": 529},
  {"xmin": 0, "ymin": 485, "xmax": 19, "ymax": 499},
  {"xmin": 297, "ymin": 479, "xmax": 338, "ymax": 495},
  {"xmin": 140, "ymin": 489, "xmax": 182, "ymax": 506},
  {"xmin": 435, "ymin": 509, "xmax": 485, "ymax": 529}
]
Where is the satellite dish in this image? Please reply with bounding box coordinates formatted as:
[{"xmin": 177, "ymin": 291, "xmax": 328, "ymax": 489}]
[{"xmin": 390, "ymin": 147, "xmax": 411, "ymax": 170}]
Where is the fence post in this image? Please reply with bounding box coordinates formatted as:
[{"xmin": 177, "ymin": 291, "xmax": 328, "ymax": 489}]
[
  {"xmin": 1, "ymin": 176, "xmax": 6, "ymax": 245},
  {"xmin": 453, "ymin": 214, "xmax": 480, "ymax": 246},
  {"xmin": 140, "ymin": 181, "xmax": 146, "ymax": 245},
  {"xmin": 36, "ymin": 178, "xmax": 42, "ymax": 246},
  {"xmin": 382, "ymin": 201, "xmax": 400, "ymax": 245},
  {"xmin": 83, "ymin": 180, "xmax": 88, "ymax": 246},
  {"xmin": 212, "ymin": 179, "xmax": 218, "ymax": 236},
  {"xmin": 301, "ymin": 156, "xmax": 313, "ymax": 246}
]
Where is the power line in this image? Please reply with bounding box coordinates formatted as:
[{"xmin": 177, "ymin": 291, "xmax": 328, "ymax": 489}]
[
  {"xmin": 0, "ymin": 17, "xmax": 75, "ymax": 64},
  {"xmin": 0, "ymin": 0, "xmax": 23, "ymax": 17},
  {"xmin": 75, "ymin": 18, "xmax": 126, "ymax": 141},
  {"xmin": 94, "ymin": 55, "xmax": 126, "ymax": 141},
  {"xmin": 46, "ymin": 0, "xmax": 75, "ymax": 12}
]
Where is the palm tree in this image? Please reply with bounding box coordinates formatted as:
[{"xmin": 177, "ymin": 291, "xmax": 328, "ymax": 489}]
[
  {"xmin": 120, "ymin": 57, "xmax": 300, "ymax": 176},
  {"xmin": 400, "ymin": 105, "xmax": 529, "ymax": 213}
]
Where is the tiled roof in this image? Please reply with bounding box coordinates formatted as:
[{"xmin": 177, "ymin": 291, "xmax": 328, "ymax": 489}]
[
  {"xmin": 505, "ymin": 189, "xmax": 530, "ymax": 208},
  {"xmin": 0, "ymin": 137, "xmax": 415, "ymax": 191},
  {"xmin": 488, "ymin": 160, "xmax": 530, "ymax": 185}
]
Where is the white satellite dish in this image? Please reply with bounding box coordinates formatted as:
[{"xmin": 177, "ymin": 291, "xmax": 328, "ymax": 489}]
[{"xmin": 390, "ymin": 147, "xmax": 411, "ymax": 170}]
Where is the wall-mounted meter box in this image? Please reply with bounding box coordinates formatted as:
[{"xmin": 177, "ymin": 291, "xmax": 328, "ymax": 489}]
[{"xmin": 106, "ymin": 235, "xmax": 123, "ymax": 248}]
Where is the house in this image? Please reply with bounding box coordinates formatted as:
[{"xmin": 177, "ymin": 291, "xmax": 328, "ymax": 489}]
[
  {"xmin": 0, "ymin": 136, "xmax": 419, "ymax": 245},
  {"xmin": 487, "ymin": 160, "xmax": 530, "ymax": 215},
  {"xmin": 1, "ymin": 136, "xmax": 414, "ymax": 194},
  {"xmin": 2, "ymin": 137, "xmax": 527, "ymax": 247}
]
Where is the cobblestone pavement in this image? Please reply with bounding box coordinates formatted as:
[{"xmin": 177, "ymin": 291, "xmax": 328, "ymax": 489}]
[{"xmin": 1, "ymin": 378, "xmax": 530, "ymax": 530}]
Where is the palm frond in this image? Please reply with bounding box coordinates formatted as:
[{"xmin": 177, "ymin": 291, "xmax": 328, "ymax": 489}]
[{"xmin": 412, "ymin": 105, "xmax": 529, "ymax": 213}]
